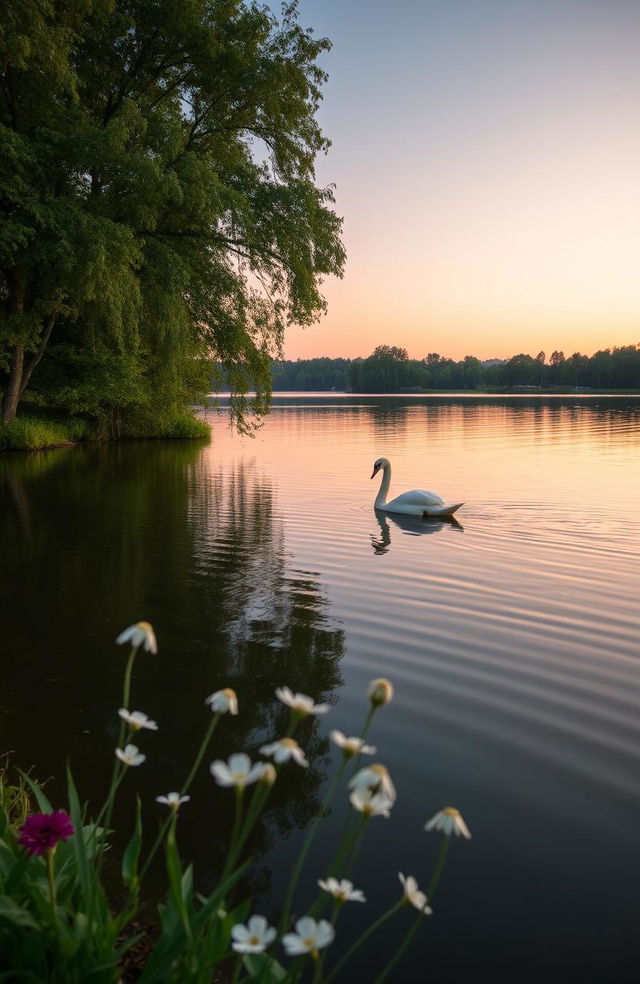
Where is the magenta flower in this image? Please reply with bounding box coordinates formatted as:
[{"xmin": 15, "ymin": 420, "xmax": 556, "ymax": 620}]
[{"xmin": 18, "ymin": 811, "xmax": 74, "ymax": 856}]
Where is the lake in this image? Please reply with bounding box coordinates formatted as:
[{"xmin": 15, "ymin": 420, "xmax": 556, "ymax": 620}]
[{"xmin": 1, "ymin": 394, "xmax": 639, "ymax": 982}]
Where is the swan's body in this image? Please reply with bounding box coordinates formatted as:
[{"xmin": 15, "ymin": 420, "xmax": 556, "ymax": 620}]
[{"xmin": 371, "ymin": 457, "xmax": 463, "ymax": 518}]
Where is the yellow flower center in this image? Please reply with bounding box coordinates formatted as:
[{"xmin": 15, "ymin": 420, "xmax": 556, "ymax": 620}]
[
  {"xmin": 248, "ymin": 935, "xmax": 260, "ymax": 945},
  {"xmin": 443, "ymin": 807, "xmax": 459, "ymax": 817},
  {"xmin": 371, "ymin": 764, "xmax": 388, "ymax": 778},
  {"xmin": 137, "ymin": 621, "xmax": 152, "ymax": 631},
  {"xmin": 281, "ymin": 738, "xmax": 297, "ymax": 749},
  {"xmin": 303, "ymin": 937, "xmax": 316, "ymax": 948}
]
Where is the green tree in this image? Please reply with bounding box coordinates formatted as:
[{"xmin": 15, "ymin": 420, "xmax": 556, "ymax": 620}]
[
  {"xmin": 0, "ymin": 0, "xmax": 345, "ymax": 430},
  {"xmin": 351, "ymin": 344, "xmax": 409, "ymax": 392},
  {"xmin": 503, "ymin": 353, "xmax": 538, "ymax": 386},
  {"xmin": 461, "ymin": 355, "xmax": 482, "ymax": 389}
]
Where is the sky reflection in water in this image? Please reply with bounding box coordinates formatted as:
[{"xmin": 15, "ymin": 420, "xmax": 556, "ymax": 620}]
[{"xmin": 1, "ymin": 395, "xmax": 639, "ymax": 981}]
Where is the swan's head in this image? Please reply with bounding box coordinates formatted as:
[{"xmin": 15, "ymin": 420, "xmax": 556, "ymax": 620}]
[{"xmin": 371, "ymin": 457, "xmax": 390, "ymax": 479}]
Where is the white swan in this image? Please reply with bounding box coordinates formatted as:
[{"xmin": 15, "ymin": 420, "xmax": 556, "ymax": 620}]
[{"xmin": 371, "ymin": 457, "xmax": 463, "ymax": 518}]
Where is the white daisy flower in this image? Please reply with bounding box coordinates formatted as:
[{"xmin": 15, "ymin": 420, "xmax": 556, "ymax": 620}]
[
  {"xmin": 231, "ymin": 915, "xmax": 277, "ymax": 954},
  {"xmin": 115, "ymin": 621, "xmax": 157, "ymax": 654},
  {"xmin": 330, "ymin": 730, "xmax": 376, "ymax": 759},
  {"xmin": 259, "ymin": 737, "xmax": 309, "ymax": 768},
  {"xmin": 348, "ymin": 764, "xmax": 396, "ymax": 804},
  {"xmin": 275, "ymin": 687, "xmax": 329, "ymax": 717},
  {"xmin": 424, "ymin": 807, "xmax": 471, "ymax": 839},
  {"xmin": 209, "ymin": 753, "xmax": 265, "ymax": 788},
  {"xmin": 205, "ymin": 688, "xmax": 238, "ymax": 715},
  {"xmin": 318, "ymin": 877, "xmax": 366, "ymax": 903},
  {"xmin": 349, "ymin": 786, "xmax": 393, "ymax": 819},
  {"xmin": 115, "ymin": 744, "xmax": 146, "ymax": 767},
  {"xmin": 282, "ymin": 916, "xmax": 334, "ymax": 957},
  {"xmin": 118, "ymin": 709, "xmax": 158, "ymax": 732},
  {"xmin": 156, "ymin": 792, "xmax": 190, "ymax": 809},
  {"xmin": 399, "ymin": 873, "xmax": 432, "ymax": 914},
  {"xmin": 367, "ymin": 678, "xmax": 393, "ymax": 707}
]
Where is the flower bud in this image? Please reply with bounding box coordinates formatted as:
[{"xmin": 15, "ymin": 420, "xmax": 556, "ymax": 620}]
[
  {"xmin": 367, "ymin": 678, "xmax": 394, "ymax": 707},
  {"xmin": 259, "ymin": 763, "xmax": 277, "ymax": 786}
]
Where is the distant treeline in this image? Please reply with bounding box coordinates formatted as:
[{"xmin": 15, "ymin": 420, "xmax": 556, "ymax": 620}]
[{"xmin": 272, "ymin": 344, "xmax": 640, "ymax": 392}]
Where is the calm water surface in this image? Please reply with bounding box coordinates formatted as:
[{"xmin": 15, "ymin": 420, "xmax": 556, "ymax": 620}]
[{"xmin": 1, "ymin": 395, "xmax": 639, "ymax": 982}]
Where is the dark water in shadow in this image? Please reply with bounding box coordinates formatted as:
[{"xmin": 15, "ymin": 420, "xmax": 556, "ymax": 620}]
[{"xmin": 1, "ymin": 396, "xmax": 639, "ymax": 981}]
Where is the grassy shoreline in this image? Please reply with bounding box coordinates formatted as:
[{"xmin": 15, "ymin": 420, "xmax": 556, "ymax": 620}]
[
  {"xmin": 4, "ymin": 387, "xmax": 639, "ymax": 451},
  {"xmin": 0, "ymin": 409, "xmax": 211, "ymax": 452}
]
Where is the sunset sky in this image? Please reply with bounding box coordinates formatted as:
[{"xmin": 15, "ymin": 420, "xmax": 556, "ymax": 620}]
[{"xmin": 283, "ymin": 0, "xmax": 640, "ymax": 361}]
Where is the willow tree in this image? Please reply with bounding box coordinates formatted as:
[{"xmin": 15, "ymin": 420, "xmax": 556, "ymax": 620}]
[{"xmin": 0, "ymin": 0, "xmax": 344, "ymax": 430}]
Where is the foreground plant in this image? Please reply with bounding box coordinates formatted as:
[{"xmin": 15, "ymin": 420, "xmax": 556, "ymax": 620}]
[{"xmin": 0, "ymin": 623, "xmax": 470, "ymax": 982}]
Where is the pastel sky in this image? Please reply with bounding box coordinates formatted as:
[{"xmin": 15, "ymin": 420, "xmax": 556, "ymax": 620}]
[{"xmin": 283, "ymin": 0, "xmax": 640, "ymax": 361}]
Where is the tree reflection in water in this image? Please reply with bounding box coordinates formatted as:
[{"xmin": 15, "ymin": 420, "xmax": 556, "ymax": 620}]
[{"xmin": 0, "ymin": 442, "xmax": 345, "ymax": 901}]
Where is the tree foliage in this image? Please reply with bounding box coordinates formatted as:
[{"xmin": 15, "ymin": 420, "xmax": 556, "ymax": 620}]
[
  {"xmin": 268, "ymin": 343, "xmax": 640, "ymax": 393},
  {"xmin": 0, "ymin": 0, "xmax": 345, "ymax": 430}
]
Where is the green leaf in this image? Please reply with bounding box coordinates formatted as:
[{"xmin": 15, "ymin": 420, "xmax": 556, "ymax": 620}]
[
  {"xmin": 3, "ymin": 849, "xmax": 30, "ymax": 896},
  {"xmin": 65, "ymin": 765, "xmax": 92, "ymax": 902},
  {"xmin": 243, "ymin": 952, "xmax": 288, "ymax": 980},
  {"xmin": 19, "ymin": 773, "xmax": 53, "ymax": 814},
  {"xmin": 122, "ymin": 794, "xmax": 142, "ymax": 893},
  {"xmin": 191, "ymin": 858, "xmax": 253, "ymax": 936},
  {"xmin": 0, "ymin": 895, "xmax": 39, "ymax": 930},
  {"xmin": 164, "ymin": 824, "xmax": 191, "ymax": 940}
]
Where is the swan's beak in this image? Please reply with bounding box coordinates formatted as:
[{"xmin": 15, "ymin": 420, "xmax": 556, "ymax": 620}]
[{"xmin": 370, "ymin": 466, "xmax": 379, "ymax": 479}]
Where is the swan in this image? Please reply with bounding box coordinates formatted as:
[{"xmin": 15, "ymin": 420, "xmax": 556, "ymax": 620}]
[{"xmin": 371, "ymin": 457, "xmax": 463, "ymax": 518}]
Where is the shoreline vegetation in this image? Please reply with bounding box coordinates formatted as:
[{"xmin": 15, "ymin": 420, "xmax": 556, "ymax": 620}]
[
  {"xmin": 3, "ymin": 383, "xmax": 639, "ymax": 452},
  {"xmin": 0, "ymin": 2, "xmax": 345, "ymax": 438},
  {"xmin": 0, "ymin": 405, "xmax": 210, "ymax": 452},
  {"xmin": 1, "ymin": 622, "xmax": 471, "ymax": 983}
]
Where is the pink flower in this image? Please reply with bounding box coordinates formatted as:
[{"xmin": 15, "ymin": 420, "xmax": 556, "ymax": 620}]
[{"xmin": 18, "ymin": 811, "xmax": 74, "ymax": 856}]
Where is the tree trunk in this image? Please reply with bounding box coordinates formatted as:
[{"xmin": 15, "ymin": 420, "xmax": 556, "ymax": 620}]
[
  {"xmin": 1, "ymin": 344, "xmax": 25, "ymax": 424},
  {"xmin": 0, "ymin": 270, "xmax": 49, "ymax": 425},
  {"xmin": 19, "ymin": 312, "xmax": 57, "ymax": 400}
]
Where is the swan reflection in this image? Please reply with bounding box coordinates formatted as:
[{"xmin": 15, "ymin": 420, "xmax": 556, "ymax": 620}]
[{"xmin": 371, "ymin": 508, "xmax": 463, "ymax": 554}]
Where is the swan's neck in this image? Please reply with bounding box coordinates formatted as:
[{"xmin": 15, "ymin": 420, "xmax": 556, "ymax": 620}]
[{"xmin": 375, "ymin": 464, "xmax": 391, "ymax": 507}]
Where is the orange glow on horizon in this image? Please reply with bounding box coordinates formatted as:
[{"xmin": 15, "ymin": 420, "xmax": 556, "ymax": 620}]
[{"xmin": 282, "ymin": 0, "xmax": 640, "ymax": 364}]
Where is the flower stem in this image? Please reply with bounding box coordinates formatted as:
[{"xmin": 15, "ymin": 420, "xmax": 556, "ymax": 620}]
[
  {"xmin": 327, "ymin": 705, "xmax": 377, "ymax": 880},
  {"xmin": 323, "ymin": 899, "xmax": 404, "ymax": 983},
  {"xmin": 310, "ymin": 810, "xmax": 367, "ymax": 921},
  {"xmin": 121, "ymin": 646, "xmax": 137, "ymax": 726},
  {"xmin": 373, "ymin": 909, "xmax": 424, "ymax": 984},
  {"xmin": 374, "ymin": 835, "xmax": 450, "ymax": 983},
  {"xmin": 314, "ymin": 902, "xmax": 342, "ymax": 980},
  {"xmin": 231, "ymin": 787, "xmax": 245, "ymax": 853},
  {"xmin": 181, "ymin": 712, "xmax": 221, "ymax": 797},
  {"xmin": 93, "ymin": 762, "xmax": 128, "ymax": 887},
  {"xmin": 428, "ymin": 833, "xmax": 450, "ymax": 898},
  {"xmin": 94, "ymin": 645, "xmax": 138, "ymax": 839},
  {"xmin": 230, "ymin": 954, "xmax": 243, "ymax": 984},
  {"xmin": 140, "ymin": 712, "xmax": 221, "ymax": 879},
  {"xmin": 346, "ymin": 706, "xmax": 376, "ymax": 776},
  {"xmin": 95, "ymin": 645, "xmax": 138, "ymax": 841},
  {"xmin": 279, "ymin": 759, "xmax": 347, "ymax": 934},
  {"xmin": 343, "ymin": 813, "xmax": 368, "ymax": 878},
  {"xmin": 45, "ymin": 847, "xmax": 57, "ymax": 915},
  {"xmin": 311, "ymin": 952, "xmax": 323, "ymax": 984}
]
